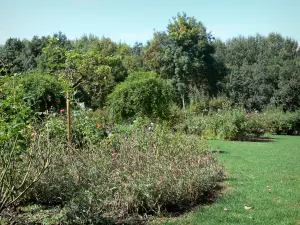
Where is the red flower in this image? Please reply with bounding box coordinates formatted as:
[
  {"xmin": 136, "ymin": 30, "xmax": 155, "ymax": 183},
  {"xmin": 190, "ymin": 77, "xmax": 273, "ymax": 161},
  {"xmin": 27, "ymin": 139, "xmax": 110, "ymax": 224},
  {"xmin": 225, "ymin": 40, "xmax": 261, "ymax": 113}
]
[
  {"xmin": 97, "ymin": 123, "xmax": 102, "ymax": 129},
  {"xmin": 112, "ymin": 152, "xmax": 119, "ymax": 159},
  {"xmin": 60, "ymin": 109, "xmax": 65, "ymax": 114}
]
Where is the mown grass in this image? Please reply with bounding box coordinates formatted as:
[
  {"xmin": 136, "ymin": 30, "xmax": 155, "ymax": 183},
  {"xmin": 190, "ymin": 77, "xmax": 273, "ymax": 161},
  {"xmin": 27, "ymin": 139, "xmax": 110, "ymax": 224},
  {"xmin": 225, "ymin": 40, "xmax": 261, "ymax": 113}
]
[{"xmin": 155, "ymin": 135, "xmax": 300, "ymax": 225}]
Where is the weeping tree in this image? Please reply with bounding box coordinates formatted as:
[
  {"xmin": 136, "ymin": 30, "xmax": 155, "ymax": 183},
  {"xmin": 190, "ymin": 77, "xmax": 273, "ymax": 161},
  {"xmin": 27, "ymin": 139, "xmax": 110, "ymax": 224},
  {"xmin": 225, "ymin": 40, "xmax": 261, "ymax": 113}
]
[{"xmin": 107, "ymin": 71, "xmax": 174, "ymax": 122}]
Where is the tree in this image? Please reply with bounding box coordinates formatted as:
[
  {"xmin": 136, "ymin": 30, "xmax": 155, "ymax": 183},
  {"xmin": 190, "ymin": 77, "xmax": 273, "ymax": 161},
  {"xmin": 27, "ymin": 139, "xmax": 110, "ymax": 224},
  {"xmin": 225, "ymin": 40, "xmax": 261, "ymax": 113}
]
[
  {"xmin": 38, "ymin": 37, "xmax": 67, "ymax": 73},
  {"xmin": 143, "ymin": 13, "xmax": 221, "ymax": 106},
  {"xmin": 107, "ymin": 71, "xmax": 174, "ymax": 122},
  {"xmin": 18, "ymin": 71, "xmax": 65, "ymax": 112},
  {"xmin": 274, "ymin": 58, "xmax": 300, "ymax": 111},
  {"xmin": 93, "ymin": 37, "xmax": 118, "ymax": 56},
  {"xmin": 38, "ymin": 32, "xmax": 72, "ymax": 73},
  {"xmin": 20, "ymin": 36, "xmax": 49, "ymax": 71},
  {"xmin": 73, "ymin": 34, "xmax": 99, "ymax": 53},
  {"xmin": 64, "ymin": 50, "xmax": 127, "ymax": 109},
  {"xmin": 120, "ymin": 42, "xmax": 144, "ymax": 73},
  {"xmin": 222, "ymin": 33, "xmax": 299, "ymax": 110},
  {"xmin": 0, "ymin": 38, "xmax": 25, "ymax": 74}
]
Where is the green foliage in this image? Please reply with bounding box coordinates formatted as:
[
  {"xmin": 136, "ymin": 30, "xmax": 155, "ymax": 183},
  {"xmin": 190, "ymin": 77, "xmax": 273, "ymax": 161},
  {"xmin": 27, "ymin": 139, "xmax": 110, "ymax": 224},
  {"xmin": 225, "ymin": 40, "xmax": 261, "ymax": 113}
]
[
  {"xmin": 143, "ymin": 13, "xmax": 222, "ymax": 102},
  {"xmin": 0, "ymin": 72, "xmax": 64, "ymax": 146},
  {"xmin": 64, "ymin": 50, "xmax": 127, "ymax": 109},
  {"xmin": 187, "ymin": 93, "xmax": 232, "ymax": 116},
  {"xmin": 1, "ymin": 21, "xmax": 299, "ymax": 114},
  {"xmin": 73, "ymin": 34, "xmax": 99, "ymax": 53},
  {"xmin": 21, "ymin": 36, "xmax": 49, "ymax": 71},
  {"xmin": 41, "ymin": 109, "xmax": 107, "ymax": 148},
  {"xmin": 38, "ymin": 38, "xmax": 67, "ymax": 73},
  {"xmin": 121, "ymin": 42, "xmax": 144, "ymax": 73},
  {"xmin": 27, "ymin": 119, "xmax": 223, "ymax": 222},
  {"xmin": 93, "ymin": 37, "xmax": 118, "ymax": 56},
  {"xmin": 263, "ymin": 108, "xmax": 300, "ymax": 135},
  {"xmin": 274, "ymin": 58, "xmax": 300, "ymax": 111},
  {"xmin": 17, "ymin": 72, "xmax": 65, "ymax": 112},
  {"xmin": 222, "ymin": 34, "xmax": 299, "ymax": 110},
  {"xmin": 0, "ymin": 33, "xmax": 71, "ymax": 75},
  {"xmin": 187, "ymin": 86, "xmax": 209, "ymax": 115},
  {"xmin": 0, "ymin": 131, "xmax": 59, "ymax": 213},
  {"xmin": 204, "ymin": 108, "xmax": 247, "ymax": 140},
  {"xmin": 208, "ymin": 95, "xmax": 233, "ymax": 112},
  {"xmin": 0, "ymin": 76, "xmax": 33, "ymax": 147},
  {"xmin": 107, "ymin": 71, "xmax": 174, "ymax": 122},
  {"xmin": 183, "ymin": 107, "xmax": 251, "ymax": 140},
  {"xmin": 244, "ymin": 113, "xmax": 266, "ymax": 137},
  {"xmin": 0, "ymin": 38, "xmax": 25, "ymax": 74}
]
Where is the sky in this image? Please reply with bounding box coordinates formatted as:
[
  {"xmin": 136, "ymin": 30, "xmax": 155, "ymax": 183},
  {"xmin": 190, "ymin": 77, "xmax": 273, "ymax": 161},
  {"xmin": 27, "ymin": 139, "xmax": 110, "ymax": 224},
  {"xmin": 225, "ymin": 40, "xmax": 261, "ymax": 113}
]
[{"xmin": 0, "ymin": 0, "xmax": 299, "ymax": 46}]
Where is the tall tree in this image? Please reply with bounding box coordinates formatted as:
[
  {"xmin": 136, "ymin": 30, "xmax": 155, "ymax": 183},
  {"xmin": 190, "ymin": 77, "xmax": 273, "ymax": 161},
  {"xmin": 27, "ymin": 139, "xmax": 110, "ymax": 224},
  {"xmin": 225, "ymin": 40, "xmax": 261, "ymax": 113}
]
[
  {"xmin": 144, "ymin": 13, "xmax": 221, "ymax": 105},
  {"xmin": 223, "ymin": 33, "xmax": 299, "ymax": 110},
  {"xmin": 0, "ymin": 38, "xmax": 24, "ymax": 74}
]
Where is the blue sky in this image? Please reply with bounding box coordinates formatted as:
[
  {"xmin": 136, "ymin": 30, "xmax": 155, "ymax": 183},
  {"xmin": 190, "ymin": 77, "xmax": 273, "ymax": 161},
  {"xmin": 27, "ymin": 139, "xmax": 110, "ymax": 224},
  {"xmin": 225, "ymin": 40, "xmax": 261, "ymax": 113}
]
[{"xmin": 0, "ymin": 0, "xmax": 299, "ymax": 45}]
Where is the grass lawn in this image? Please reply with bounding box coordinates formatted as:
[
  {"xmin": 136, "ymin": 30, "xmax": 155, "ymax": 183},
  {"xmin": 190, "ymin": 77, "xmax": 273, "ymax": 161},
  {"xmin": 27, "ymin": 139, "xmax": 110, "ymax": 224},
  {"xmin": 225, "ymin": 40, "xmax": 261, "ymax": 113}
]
[{"xmin": 156, "ymin": 135, "xmax": 300, "ymax": 225}]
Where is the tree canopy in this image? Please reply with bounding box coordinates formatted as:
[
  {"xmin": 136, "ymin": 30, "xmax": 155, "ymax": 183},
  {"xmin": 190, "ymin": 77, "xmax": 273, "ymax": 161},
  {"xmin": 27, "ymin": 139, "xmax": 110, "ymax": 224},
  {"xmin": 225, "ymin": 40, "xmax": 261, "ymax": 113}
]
[{"xmin": 0, "ymin": 13, "xmax": 299, "ymax": 112}]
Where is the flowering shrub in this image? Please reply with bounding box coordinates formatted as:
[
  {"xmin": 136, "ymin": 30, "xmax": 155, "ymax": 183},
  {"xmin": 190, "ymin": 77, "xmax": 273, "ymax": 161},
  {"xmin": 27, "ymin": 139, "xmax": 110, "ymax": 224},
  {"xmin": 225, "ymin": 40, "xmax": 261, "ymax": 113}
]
[
  {"xmin": 0, "ymin": 129, "xmax": 60, "ymax": 213},
  {"xmin": 41, "ymin": 109, "xmax": 106, "ymax": 147},
  {"xmin": 27, "ymin": 119, "xmax": 224, "ymax": 223}
]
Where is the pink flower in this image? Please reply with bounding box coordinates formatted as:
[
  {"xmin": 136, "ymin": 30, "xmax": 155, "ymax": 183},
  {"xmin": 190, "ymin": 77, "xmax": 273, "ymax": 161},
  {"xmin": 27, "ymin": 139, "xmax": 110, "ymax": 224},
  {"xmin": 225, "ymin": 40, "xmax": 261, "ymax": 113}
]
[
  {"xmin": 31, "ymin": 132, "xmax": 38, "ymax": 137},
  {"xmin": 112, "ymin": 152, "xmax": 119, "ymax": 159},
  {"xmin": 97, "ymin": 123, "xmax": 102, "ymax": 129},
  {"xmin": 60, "ymin": 109, "xmax": 65, "ymax": 114}
]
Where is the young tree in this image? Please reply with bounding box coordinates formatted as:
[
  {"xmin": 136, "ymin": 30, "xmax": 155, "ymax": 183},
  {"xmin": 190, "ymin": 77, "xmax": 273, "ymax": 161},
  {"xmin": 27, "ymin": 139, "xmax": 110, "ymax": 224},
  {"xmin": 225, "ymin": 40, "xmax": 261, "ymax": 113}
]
[{"xmin": 64, "ymin": 50, "xmax": 127, "ymax": 109}]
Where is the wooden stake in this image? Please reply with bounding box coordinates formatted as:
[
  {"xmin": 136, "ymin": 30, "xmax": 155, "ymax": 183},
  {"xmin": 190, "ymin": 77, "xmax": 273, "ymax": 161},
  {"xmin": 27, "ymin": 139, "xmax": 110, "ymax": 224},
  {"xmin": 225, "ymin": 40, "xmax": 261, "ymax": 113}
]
[
  {"xmin": 182, "ymin": 94, "xmax": 186, "ymax": 119},
  {"xmin": 67, "ymin": 91, "xmax": 71, "ymax": 147}
]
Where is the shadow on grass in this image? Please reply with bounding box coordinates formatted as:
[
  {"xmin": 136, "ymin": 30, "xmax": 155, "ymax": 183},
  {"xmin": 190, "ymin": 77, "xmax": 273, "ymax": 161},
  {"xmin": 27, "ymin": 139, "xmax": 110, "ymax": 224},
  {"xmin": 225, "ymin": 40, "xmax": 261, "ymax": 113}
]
[
  {"xmin": 238, "ymin": 137, "xmax": 276, "ymax": 142},
  {"xmin": 160, "ymin": 183, "xmax": 225, "ymax": 218},
  {"xmin": 211, "ymin": 150, "xmax": 228, "ymax": 154}
]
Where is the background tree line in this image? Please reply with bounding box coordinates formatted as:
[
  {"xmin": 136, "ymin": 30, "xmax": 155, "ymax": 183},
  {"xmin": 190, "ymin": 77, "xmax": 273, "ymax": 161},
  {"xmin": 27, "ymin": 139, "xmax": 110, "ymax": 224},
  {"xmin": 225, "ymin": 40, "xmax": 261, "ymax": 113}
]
[{"xmin": 0, "ymin": 13, "xmax": 299, "ymax": 112}]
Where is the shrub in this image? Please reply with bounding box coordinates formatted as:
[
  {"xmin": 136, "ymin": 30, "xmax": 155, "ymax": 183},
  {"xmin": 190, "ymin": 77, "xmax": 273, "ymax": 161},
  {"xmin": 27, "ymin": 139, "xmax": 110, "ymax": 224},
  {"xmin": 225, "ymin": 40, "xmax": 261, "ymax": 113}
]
[
  {"xmin": 187, "ymin": 86, "xmax": 209, "ymax": 115},
  {"xmin": 208, "ymin": 108, "xmax": 247, "ymax": 140},
  {"xmin": 0, "ymin": 131, "xmax": 59, "ymax": 213},
  {"xmin": 263, "ymin": 109, "xmax": 298, "ymax": 134},
  {"xmin": 187, "ymin": 93, "xmax": 232, "ymax": 116},
  {"xmin": 40, "ymin": 109, "xmax": 107, "ymax": 147},
  {"xmin": 17, "ymin": 71, "xmax": 65, "ymax": 112},
  {"xmin": 189, "ymin": 108, "xmax": 247, "ymax": 140},
  {"xmin": 208, "ymin": 94, "xmax": 233, "ymax": 112},
  {"xmin": 176, "ymin": 107, "xmax": 251, "ymax": 140},
  {"xmin": 107, "ymin": 71, "xmax": 174, "ymax": 122},
  {"xmin": 185, "ymin": 115, "xmax": 206, "ymax": 136},
  {"xmin": 28, "ymin": 119, "xmax": 224, "ymax": 222},
  {"xmin": 0, "ymin": 76, "xmax": 33, "ymax": 148},
  {"xmin": 245, "ymin": 112, "xmax": 266, "ymax": 137}
]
